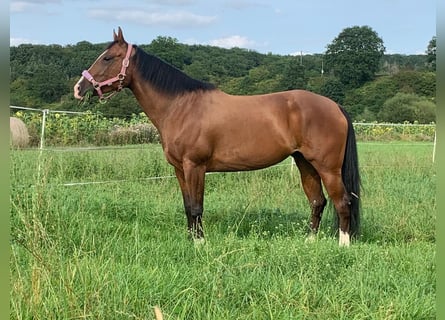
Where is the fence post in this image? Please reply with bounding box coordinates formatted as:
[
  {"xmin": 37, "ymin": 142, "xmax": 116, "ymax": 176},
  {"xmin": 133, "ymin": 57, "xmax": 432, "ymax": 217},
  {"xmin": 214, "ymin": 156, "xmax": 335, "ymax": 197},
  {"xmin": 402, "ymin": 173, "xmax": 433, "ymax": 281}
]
[
  {"xmin": 433, "ymin": 131, "xmax": 436, "ymax": 163},
  {"xmin": 40, "ymin": 109, "xmax": 49, "ymax": 150}
]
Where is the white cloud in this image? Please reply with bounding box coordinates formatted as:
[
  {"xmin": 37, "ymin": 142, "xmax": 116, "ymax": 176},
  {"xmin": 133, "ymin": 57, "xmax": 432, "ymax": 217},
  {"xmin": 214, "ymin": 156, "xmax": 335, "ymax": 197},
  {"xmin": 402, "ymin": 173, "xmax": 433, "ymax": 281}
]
[
  {"xmin": 89, "ymin": 9, "xmax": 216, "ymax": 28},
  {"xmin": 10, "ymin": 37, "xmax": 40, "ymax": 46},
  {"xmin": 146, "ymin": 0, "xmax": 197, "ymax": 5},
  {"xmin": 209, "ymin": 35, "xmax": 256, "ymax": 49},
  {"xmin": 224, "ymin": 0, "xmax": 268, "ymax": 10},
  {"xmin": 10, "ymin": 1, "xmax": 34, "ymax": 12},
  {"xmin": 10, "ymin": 0, "xmax": 60, "ymax": 12}
]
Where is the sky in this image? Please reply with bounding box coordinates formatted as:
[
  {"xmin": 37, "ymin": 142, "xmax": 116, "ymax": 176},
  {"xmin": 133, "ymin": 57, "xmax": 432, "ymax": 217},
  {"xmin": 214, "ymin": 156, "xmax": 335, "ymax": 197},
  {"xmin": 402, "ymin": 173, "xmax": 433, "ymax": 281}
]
[{"xmin": 10, "ymin": 0, "xmax": 436, "ymax": 55}]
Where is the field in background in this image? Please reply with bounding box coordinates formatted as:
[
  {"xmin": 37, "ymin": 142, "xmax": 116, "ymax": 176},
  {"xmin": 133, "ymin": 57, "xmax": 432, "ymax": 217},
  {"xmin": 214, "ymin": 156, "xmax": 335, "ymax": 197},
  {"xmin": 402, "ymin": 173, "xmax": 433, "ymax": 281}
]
[{"xmin": 10, "ymin": 142, "xmax": 436, "ymax": 319}]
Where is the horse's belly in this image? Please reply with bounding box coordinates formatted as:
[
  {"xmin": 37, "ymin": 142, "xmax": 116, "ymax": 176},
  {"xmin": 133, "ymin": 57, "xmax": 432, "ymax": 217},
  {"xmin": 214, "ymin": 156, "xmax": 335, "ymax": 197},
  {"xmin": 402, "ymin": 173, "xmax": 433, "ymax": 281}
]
[{"xmin": 207, "ymin": 143, "xmax": 290, "ymax": 172}]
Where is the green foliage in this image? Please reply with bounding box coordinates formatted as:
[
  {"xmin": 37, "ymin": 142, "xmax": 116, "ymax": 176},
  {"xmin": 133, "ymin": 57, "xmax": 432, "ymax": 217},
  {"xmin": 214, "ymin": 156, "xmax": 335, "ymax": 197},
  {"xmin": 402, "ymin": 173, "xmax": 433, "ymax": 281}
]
[
  {"xmin": 344, "ymin": 71, "xmax": 436, "ymax": 121},
  {"xmin": 325, "ymin": 26, "xmax": 385, "ymax": 89},
  {"xmin": 145, "ymin": 36, "xmax": 191, "ymax": 69},
  {"xmin": 380, "ymin": 54, "xmax": 430, "ymax": 74},
  {"xmin": 319, "ymin": 77, "xmax": 345, "ymax": 104},
  {"xmin": 280, "ymin": 57, "xmax": 307, "ymax": 90},
  {"xmin": 344, "ymin": 76, "xmax": 398, "ymax": 119},
  {"xmin": 378, "ymin": 93, "xmax": 436, "ymax": 124},
  {"xmin": 426, "ymin": 36, "xmax": 436, "ymax": 71},
  {"xmin": 393, "ymin": 71, "xmax": 436, "ymax": 98}
]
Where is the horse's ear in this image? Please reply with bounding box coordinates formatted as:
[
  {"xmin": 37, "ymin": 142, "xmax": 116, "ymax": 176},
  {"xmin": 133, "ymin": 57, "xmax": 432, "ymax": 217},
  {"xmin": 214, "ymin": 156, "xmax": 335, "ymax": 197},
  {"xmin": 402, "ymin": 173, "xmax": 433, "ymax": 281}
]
[{"xmin": 113, "ymin": 27, "xmax": 125, "ymax": 44}]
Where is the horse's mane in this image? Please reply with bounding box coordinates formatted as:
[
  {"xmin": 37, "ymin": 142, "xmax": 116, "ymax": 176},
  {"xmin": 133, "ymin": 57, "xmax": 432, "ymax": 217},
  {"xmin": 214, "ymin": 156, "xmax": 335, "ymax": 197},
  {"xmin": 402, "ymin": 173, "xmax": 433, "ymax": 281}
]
[{"xmin": 132, "ymin": 45, "xmax": 216, "ymax": 95}]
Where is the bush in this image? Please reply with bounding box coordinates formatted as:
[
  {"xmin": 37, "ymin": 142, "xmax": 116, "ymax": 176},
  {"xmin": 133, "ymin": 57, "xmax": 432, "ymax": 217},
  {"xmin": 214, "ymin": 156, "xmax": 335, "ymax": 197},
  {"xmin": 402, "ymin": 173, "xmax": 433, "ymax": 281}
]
[
  {"xmin": 108, "ymin": 123, "xmax": 160, "ymax": 145},
  {"xmin": 378, "ymin": 93, "xmax": 436, "ymax": 123}
]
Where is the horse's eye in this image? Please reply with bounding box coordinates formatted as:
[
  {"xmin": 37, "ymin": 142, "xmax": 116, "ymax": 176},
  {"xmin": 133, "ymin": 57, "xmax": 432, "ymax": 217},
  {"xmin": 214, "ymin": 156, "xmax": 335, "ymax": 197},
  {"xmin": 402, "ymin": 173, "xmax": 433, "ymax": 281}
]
[{"xmin": 103, "ymin": 56, "xmax": 113, "ymax": 61}]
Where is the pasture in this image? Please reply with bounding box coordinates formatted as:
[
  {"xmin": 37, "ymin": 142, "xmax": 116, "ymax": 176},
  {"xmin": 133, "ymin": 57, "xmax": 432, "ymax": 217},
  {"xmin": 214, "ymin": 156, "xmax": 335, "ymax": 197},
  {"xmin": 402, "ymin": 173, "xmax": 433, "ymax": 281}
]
[{"xmin": 10, "ymin": 142, "xmax": 435, "ymax": 319}]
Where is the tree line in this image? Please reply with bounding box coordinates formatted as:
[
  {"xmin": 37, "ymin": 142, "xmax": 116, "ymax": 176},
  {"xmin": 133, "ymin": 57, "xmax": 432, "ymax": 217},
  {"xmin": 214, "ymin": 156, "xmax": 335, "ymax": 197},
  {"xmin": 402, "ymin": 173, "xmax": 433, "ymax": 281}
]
[{"xmin": 10, "ymin": 26, "xmax": 436, "ymax": 123}]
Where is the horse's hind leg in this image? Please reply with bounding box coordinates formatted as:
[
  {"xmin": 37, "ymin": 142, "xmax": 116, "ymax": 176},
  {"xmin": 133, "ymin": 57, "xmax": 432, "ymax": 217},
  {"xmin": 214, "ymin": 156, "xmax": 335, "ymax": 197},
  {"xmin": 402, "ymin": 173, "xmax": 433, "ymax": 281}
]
[
  {"xmin": 318, "ymin": 171, "xmax": 351, "ymax": 246},
  {"xmin": 293, "ymin": 153, "xmax": 327, "ymax": 235}
]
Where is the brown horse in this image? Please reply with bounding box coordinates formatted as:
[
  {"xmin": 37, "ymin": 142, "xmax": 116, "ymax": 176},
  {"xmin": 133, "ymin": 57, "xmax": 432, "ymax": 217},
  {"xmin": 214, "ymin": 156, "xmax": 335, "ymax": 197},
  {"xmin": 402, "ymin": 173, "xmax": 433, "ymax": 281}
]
[{"xmin": 74, "ymin": 28, "xmax": 360, "ymax": 246}]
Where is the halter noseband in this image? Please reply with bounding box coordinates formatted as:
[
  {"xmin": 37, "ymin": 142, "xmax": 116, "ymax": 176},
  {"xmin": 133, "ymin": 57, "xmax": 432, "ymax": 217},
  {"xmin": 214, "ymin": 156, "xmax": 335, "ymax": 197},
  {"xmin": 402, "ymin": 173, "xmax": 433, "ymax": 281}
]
[{"xmin": 81, "ymin": 43, "xmax": 133, "ymax": 102}]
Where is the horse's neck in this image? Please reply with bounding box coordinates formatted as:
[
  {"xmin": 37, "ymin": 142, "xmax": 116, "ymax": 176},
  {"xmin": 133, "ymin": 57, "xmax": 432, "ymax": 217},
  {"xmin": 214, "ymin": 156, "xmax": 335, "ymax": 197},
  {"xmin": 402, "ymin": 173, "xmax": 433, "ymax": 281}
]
[{"xmin": 129, "ymin": 77, "xmax": 174, "ymax": 131}]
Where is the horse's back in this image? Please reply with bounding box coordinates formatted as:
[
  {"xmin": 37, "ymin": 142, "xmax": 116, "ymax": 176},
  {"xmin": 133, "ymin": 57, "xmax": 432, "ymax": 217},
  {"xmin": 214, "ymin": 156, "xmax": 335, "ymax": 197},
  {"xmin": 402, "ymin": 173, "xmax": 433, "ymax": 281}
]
[{"xmin": 197, "ymin": 89, "xmax": 347, "ymax": 171}]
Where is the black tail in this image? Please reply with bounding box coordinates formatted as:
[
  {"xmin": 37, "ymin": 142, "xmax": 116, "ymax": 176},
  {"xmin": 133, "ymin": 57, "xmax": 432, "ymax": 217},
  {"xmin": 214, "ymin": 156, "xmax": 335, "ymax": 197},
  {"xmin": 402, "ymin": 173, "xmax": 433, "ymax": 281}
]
[{"xmin": 339, "ymin": 106, "xmax": 361, "ymax": 236}]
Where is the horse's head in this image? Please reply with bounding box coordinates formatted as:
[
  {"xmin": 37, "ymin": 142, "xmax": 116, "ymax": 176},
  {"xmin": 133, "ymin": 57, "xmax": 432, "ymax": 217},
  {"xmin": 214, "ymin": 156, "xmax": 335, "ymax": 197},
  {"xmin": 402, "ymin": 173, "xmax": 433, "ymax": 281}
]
[{"xmin": 74, "ymin": 27, "xmax": 134, "ymax": 102}]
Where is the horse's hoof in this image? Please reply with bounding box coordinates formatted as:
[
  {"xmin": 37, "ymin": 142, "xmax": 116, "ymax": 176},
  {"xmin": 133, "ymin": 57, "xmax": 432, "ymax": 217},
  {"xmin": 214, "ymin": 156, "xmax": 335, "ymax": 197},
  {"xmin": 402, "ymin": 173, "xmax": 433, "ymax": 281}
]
[
  {"xmin": 305, "ymin": 233, "xmax": 316, "ymax": 243},
  {"xmin": 193, "ymin": 237, "xmax": 206, "ymax": 246}
]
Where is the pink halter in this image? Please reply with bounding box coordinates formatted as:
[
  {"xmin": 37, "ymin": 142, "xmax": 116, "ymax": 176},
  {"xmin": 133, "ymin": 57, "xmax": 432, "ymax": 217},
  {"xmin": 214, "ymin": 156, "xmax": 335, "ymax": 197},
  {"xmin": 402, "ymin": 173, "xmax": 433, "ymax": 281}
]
[{"xmin": 82, "ymin": 43, "xmax": 133, "ymax": 102}]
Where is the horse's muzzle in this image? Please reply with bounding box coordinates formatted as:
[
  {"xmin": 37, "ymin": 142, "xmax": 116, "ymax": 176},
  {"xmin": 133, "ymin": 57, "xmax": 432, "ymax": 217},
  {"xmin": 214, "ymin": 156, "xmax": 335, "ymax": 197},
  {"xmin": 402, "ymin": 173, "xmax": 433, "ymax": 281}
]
[{"xmin": 73, "ymin": 77, "xmax": 93, "ymax": 100}]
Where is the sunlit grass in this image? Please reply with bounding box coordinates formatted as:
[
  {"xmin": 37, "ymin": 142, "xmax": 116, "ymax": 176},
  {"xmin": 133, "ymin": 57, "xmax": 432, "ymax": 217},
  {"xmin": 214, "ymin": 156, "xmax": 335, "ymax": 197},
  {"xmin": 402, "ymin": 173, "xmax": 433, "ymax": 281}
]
[{"xmin": 10, "ymin": 142, "xmax": 436, "ymax": 319}]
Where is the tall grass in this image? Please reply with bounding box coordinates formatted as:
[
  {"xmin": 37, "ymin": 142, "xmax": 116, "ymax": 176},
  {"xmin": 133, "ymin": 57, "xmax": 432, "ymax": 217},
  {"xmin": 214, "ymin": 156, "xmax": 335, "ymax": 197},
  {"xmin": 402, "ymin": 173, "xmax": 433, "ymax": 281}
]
[{"xmin": 10, "ymin": 142, "xmax": 435, "ymax": 319}]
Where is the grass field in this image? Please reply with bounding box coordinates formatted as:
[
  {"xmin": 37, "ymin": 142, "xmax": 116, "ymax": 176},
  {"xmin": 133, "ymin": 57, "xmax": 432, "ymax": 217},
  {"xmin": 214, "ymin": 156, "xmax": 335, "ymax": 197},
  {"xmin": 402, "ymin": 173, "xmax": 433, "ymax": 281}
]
[{"xmin": 10, "ymin": 142, "xmax": 436, "ymax": 319}]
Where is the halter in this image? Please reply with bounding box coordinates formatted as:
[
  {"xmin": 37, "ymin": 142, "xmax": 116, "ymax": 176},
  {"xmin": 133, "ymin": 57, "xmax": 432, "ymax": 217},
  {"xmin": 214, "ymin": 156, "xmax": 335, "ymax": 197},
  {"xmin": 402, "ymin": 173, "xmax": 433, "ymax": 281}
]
[{"xmin": 81, "ymin": 43, "xmax": 133, "ymax": 102}]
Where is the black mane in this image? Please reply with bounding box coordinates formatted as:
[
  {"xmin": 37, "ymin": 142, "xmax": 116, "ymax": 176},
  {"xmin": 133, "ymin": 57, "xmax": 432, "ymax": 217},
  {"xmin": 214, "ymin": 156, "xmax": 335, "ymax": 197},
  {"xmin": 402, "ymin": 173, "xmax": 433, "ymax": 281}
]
[{"xmin": 132, "ymin": 45, "xmax": 216, "ymax": 95}]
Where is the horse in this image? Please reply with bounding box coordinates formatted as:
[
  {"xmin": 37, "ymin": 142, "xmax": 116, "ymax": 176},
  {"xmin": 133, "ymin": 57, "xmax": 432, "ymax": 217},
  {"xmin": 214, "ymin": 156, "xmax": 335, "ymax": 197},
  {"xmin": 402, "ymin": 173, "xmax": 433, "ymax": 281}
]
[{"xmin": 74, "ymin": 27, "xmax": 360, "ymax": 246}]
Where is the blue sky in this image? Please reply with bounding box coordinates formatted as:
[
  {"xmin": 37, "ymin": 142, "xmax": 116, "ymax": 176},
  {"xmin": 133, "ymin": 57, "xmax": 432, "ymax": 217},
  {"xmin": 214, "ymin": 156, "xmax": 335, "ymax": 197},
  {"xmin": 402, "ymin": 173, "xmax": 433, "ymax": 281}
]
[{"xmin": 10, "ymin": 0, "xmax": 436, "ymax": 55}]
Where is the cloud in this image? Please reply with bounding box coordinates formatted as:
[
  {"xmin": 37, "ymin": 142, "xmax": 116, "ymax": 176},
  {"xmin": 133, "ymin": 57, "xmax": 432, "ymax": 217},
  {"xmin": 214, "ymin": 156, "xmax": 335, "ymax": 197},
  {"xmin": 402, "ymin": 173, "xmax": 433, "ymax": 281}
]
[
  {"xmin": 144, "ymin": 0, "xmax": 197, "ymax": 5},
  {"xmin": 223, "ymin": 0, "xmax": 266, "ymax": 10},
  {"xmin": 10, "ymin": 0, "xmax": 61, "ymax": 13},
  {"xmin": 209, "ymin": 35, "xmax": 256, "ymax": 49},
  {"xmin": 10, "ymin": 37, "xmax": 40, "ymax": 46},
  {"xmin": 88, "ymin": 9, "xmax": 216, "ymax": 28},
  {"xmin": 10, "ymin": 1, "xmax": 35, "ymax": 12}
]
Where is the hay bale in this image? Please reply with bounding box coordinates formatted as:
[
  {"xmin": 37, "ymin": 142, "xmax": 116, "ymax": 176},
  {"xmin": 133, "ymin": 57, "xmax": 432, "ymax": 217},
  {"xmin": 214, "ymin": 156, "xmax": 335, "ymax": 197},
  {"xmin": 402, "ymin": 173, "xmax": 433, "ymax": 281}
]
[{"xmin": 10, "ymin": 117, "xmax": 30, "ymax": 148}]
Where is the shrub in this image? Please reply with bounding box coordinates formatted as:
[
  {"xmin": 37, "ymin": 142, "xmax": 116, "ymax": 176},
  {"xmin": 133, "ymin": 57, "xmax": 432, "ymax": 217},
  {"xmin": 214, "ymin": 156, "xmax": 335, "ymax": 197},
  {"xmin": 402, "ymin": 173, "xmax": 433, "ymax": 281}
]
[
  {"xmin": 109, "ymin": 123, "xmax": 160, "ymax": 145},
  {"xmin": 378, "ymin": 93, "xmax": 436, "ymax": 123}
]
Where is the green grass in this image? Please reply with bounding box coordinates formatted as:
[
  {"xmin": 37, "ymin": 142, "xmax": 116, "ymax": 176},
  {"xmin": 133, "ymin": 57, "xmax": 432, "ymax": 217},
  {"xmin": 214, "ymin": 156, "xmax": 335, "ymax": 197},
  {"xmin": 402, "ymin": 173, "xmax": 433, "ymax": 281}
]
[{"xmin": 10, "ymin": 142, "xmax": 436, "ymax": 319}]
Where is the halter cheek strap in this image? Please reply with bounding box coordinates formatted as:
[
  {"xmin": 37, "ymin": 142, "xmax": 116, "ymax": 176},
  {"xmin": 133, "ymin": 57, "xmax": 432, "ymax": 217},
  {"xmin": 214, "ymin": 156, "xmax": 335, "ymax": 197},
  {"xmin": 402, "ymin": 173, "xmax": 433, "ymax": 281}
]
[{"xmin": 82, "ymin": 43, "xmax": 133, "ymax": 102}]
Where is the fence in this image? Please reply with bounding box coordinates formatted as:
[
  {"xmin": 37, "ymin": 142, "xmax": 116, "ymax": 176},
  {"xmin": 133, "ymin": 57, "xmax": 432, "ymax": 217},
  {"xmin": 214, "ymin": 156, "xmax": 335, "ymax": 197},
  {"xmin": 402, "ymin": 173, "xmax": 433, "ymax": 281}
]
[
  {"xmin": 10, "ymin": 105, "xmax": 160, "ymax": 148},
  {"xmin": 10, "ymin": 105, "xmax": 436, "ymax": 162},
  {"xmin": 10, "ymin": 106, "xmax": 87, "ymax": 149}
]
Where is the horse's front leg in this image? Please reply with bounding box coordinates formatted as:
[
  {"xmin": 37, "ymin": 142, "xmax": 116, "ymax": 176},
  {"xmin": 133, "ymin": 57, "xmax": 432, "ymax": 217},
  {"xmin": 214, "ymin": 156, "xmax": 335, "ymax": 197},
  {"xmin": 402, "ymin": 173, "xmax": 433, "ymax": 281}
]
[
  {"xmin": 175, "ymin": 161, "xmax": 206, "ymax": 240},
  {"xmin": 174, "ymin": 167, "xmax": 193, "ymax": 234}
]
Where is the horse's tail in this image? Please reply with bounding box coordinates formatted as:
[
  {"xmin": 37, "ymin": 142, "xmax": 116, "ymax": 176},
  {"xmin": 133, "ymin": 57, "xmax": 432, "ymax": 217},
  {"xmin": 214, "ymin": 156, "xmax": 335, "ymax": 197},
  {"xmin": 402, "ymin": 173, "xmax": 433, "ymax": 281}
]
[{"xmin": 339, "ymin": 106, "xmax": 361, "ymax": 236}]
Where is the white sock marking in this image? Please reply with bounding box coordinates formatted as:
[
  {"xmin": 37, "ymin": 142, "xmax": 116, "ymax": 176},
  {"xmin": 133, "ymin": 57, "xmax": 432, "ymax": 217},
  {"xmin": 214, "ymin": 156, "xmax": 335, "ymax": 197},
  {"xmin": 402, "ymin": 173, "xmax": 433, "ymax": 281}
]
[{"xmin": 339, "ymin": 229, "xmax": 350, "ymax": 247}]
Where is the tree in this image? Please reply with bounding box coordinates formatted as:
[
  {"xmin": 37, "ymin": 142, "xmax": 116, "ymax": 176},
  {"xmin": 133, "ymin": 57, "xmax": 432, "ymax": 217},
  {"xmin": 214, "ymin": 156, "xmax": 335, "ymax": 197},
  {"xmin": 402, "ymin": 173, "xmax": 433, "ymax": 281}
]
[
  {"xmin": 23, "ymin": 63, "xmax": 70, "ymax": 105},
  {"xmin": 426, "ymin": 36, "xmax": 436, "ymax": 70},
  {"xmin": 325, "ymin": 26, "xmax": 385, "ymax": 89},
  {"xmin": 319, "ymin": 77, "xmax": 345, "ymax": 105},
  {"xmin": 280, "ymin": 57, "xmax": 307, "ymax": 90},
  {"xmin": 147, "ymin": 36, "xmax": 190, "ymax": 69}
]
